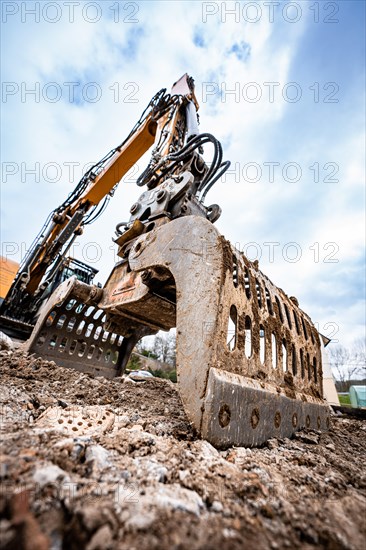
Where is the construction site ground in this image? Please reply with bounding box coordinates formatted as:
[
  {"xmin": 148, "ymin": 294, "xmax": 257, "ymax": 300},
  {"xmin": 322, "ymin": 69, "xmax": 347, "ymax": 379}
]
[{"xmin": 0, "ymin": 349, "xmax": 365, "ymax": 550}]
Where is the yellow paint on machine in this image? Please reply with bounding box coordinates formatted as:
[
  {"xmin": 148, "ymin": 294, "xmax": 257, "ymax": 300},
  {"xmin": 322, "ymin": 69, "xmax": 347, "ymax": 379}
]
[{"xmin": 0, "ymin": 257, "xmax": 19, "ymax": 300}]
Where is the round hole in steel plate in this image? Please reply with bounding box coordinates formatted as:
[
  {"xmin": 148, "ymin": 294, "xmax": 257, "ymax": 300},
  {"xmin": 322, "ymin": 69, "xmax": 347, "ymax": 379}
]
[
  {"xmin": 250, "ymin": 408, "xmax": 260, "ymax": 429},
  {"xmin": 274, "ymin": 411, "xmax": 281, "ymax": 429},
  {"xmin": 292, "ymin": 413, "xmax": 298, "ymax": 428},
  {"xmin": 218, "ymin": 404, "xmax": 231, "ymax": 428}
]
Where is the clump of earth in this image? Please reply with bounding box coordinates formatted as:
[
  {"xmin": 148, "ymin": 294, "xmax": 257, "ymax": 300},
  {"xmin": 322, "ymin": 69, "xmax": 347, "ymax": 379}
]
[{"xmin": 0, "ymin": 349, "xmax": 365, "ymax": 549}]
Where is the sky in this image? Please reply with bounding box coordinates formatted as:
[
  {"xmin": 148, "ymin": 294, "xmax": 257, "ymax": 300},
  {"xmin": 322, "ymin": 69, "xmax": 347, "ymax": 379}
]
[{"xmin": 1, "ymin": 0, "xmax": 365, "ymax": 350}]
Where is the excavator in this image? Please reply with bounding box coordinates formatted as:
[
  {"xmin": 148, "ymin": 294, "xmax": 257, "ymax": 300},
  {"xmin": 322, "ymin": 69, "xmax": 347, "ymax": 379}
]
[{"xmin": 0, "ymin": 74, "xmax": 331, "ymax": 448}]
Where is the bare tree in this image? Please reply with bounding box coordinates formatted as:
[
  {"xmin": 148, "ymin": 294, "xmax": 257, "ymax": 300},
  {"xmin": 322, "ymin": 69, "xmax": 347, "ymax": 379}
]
[
  {"xmin": 330, "ymin": 339, "xmax": 366, "ymax": 392},
  {"xmin": 351, "ymin": 338, "xmax": 366, "ymax": 378},
  {"xmin": 329, "ymin": 345, "xmax": 351, "ymax": 392},
  {"xmin": 135, "ymin": 338, "xmax": 156, "ymax": 358},
  {"xmin": 153, "ymin": 331, "xmax": 176, "ymax": 366}
]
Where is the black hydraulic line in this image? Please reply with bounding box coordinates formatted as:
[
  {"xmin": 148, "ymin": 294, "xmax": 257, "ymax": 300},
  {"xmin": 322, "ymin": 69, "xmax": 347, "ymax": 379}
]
[{"xmin": 200, "ymin": 161, "xmax": 231, "ymax": 203}]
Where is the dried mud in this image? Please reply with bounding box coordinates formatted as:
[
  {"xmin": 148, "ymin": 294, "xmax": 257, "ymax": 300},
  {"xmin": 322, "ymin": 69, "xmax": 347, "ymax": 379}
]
[{"xmin": 0, "ymin": 350, "xmax": 365, "ymax": 550}]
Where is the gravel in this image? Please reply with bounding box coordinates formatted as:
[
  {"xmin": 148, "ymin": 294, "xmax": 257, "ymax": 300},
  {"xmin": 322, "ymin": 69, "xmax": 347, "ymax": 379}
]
[{"xmin": 0, "ymin": 349, "xmax": 365, "ymax": 549}]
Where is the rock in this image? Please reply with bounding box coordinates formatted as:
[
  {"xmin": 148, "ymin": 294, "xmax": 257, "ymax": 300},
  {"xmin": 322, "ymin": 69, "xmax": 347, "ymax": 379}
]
[
  {"xmin": 0, "ymin": 460, "xmax": 8, "ymax": 479},
  {"xmin": 33, "ymin": 464, "xmax": 70, "ymax": 488},
  {"xmin": 77, "ymin": 504, "xmax": 117, "ymax": 534},
  {"xmin": 222, "ymin": 528, "xmax": 238, "ymax": 539},
  {"xmin": 137, "ymin": 459, "xmax": 168, "ymax": 482},
  {"xmin": 0, "ymin": 332, "xmax": 14, "ymax": 351},
  {"xmin": 130, "ymin": 424, "xmax": 143, "ymax": 431},
  {"xmin": 149, "ymin": 484, "xmax": 204, "ymax": 515},
  {"xmin": 178, "ymin": 470, "xmax": 190, "ymax": 481},
  {"xmin": 86, "ymin": 524, "xmax": 114, "ymax": 550},
  {"xmin": 211, "ymin": 500, "xmax": 223, "ymax": 513},
  {"xmin": 193, "ymin": 440, "xmax": 219, "ymax": 459},
  {"xmin": 225, "ymin": 447, "xmax": 251, "ymax": 465},
  {"xmin": 115, "ymin": 414, "xmax": 130, "ymax": 428},
  {"xmin": 125, "ymin": 510, "xmax": 157, "ymax": 531},
  {"xmin": 54, "ymin": 436, "xmax": 90, "ymax": 461},
  {"xmin": 267, "ymin": 438, "xmax": 279, "ymax": 449},
  {"xmin": 85, "ymin": 444, "xmax": 110, "ymax": 470},
  {"xmin": 294, "ymin": 431, "xmax": 320, "ymax": 444},
  {"xmin": 326, "ymin": 443, "xmax": 336, "ymax": 451}
]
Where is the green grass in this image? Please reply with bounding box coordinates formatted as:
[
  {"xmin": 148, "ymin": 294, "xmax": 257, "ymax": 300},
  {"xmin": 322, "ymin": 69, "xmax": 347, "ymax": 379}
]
[{"xmin": 338, "ymin": 394, "xmax": 351, "ymax": 406}]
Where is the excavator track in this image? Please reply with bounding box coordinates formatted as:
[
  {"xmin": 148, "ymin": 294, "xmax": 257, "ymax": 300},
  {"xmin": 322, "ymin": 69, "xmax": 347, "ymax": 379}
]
[{"xmin": 26, "ymin": 216, "xmax": 330, "ymax": 448}]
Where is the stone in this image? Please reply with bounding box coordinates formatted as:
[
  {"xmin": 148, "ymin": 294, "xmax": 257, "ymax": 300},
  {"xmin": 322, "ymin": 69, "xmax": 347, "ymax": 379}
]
[
  {"xmin": 178, "ymin": 470, "xmax": 190, "ymax": 481},
  {"xmin": 125, "ymin": 511, "xmax": 157, "ymax": 531},
  {"xmin": 86, "ymin": 524, "xmax": 113, "ymax": 550},
  {"xmin": 85, "ymin": 444, "xmax": 110, "ymax": 470},
  {"xmin": 294, "ymin": 431, "xmax": 320, "ymax": 445},
  {"xmin": 149, "ymin": 484, "xmax": 204, "ymax": 515},
  {"xmin": 0, "ymin": 332, "xmax": 14, "ymax": 351},
  {"xmin": 33, "ymin": 464, "xmax": 70, "ymax": 488},
  {"xmin": 211, "ymin": 500, "xmax": 223, "ymax": 513}
]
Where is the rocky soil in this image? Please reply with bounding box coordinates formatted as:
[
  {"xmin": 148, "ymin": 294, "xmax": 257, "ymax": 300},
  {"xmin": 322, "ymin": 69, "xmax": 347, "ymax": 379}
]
[{"xmin": 0, "ymin": 349, "xmax": 365, "ymax": 550}]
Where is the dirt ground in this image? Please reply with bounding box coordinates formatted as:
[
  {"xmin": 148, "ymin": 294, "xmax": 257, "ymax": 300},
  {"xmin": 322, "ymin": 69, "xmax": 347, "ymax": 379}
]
[{"xmin": 0, "ymin": 349, "xmax": 365, "ymax": 550}]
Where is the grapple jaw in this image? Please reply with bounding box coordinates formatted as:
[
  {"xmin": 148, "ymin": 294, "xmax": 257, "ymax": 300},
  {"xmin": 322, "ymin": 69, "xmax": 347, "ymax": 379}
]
[
  {"xmin": 127, "ymin": 216, "xmax": 330, "ymax": 447},
  {"xmin": 25, "ymin": 216, "xmax": 330, "ymax": 447},
  {"xmin": 23, "ymin": 277, "xmax": 155, "ymax": 378}
]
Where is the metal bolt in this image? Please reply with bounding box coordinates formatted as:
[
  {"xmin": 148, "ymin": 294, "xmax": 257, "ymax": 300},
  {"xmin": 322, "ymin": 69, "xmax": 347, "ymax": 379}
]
[
  {"xmin": 156, "ymin": 189, "xmax": 166, "ymax": 203},
  {"xmin": 130, "ymin": 202, "xmax": 139, "ymax": 214}
]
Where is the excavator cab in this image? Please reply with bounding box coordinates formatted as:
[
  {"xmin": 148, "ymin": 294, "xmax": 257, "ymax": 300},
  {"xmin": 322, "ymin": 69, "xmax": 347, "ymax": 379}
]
[{"xmin": 41, "ymin": 257, "xmax": 98, "ymax": 299}]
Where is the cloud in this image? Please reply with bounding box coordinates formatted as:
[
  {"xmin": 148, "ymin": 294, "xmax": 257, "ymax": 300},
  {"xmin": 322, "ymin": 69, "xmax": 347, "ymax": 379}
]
[{"xmin": 1, "ymin": 0, "xmax": 364, "ymax": 348}]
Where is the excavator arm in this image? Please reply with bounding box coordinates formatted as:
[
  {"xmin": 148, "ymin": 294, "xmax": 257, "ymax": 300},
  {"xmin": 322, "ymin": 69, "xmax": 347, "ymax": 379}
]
[
  {"xmin": 0, "ymin": 74, "xmax": 201, "ymax": 330},
  {"xmin": 23, "ymin": 114, "xmax": 158, "ymax": 295}
]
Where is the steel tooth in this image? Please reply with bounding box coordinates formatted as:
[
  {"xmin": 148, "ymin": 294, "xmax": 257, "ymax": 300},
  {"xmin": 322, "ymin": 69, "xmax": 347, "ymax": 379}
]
[{"xmin": 129, "ymin": 215, "xmax": 330, "ymax": 447}]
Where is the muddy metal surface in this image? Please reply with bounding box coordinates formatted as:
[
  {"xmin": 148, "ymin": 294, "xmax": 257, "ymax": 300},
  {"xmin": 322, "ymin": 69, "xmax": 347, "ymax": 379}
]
[{"xmin": 0, "ymin": 350, "xmax": 365, "ymax": 550}]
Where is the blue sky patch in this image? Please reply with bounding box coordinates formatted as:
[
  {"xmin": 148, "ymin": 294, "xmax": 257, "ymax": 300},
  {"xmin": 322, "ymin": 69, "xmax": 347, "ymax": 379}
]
[{"xmin": 228, "ymin": 42, "xmax": 251, "ymax": 62}]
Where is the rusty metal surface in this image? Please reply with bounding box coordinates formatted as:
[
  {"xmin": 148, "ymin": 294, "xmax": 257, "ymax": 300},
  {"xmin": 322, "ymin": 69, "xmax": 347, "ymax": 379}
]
[
  {"xmin": 202, "ymin": 368, "xmax": 329, "ymax": 448},
  {"xmin": 99, "ymin": 260, "xmax": 176, "ymax": 332},
  {"xmin": 25, "ymin": 215, "xmax": 330, "ymax": 447},
  {"xmin": 24, "ymin": 278, "xmax": 141, "ymax": 378},
  {"xmin": 128, "ymin": 215, "xmax": 330, "ymax": 447}
]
